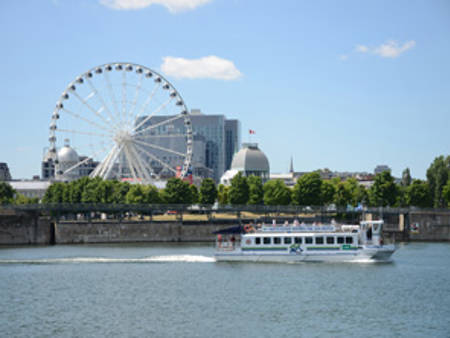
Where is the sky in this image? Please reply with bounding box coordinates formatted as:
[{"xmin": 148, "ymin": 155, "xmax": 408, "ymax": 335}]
[{"xmin": 0, "ymin": 0, "xmax": 449, "ymax": 180}]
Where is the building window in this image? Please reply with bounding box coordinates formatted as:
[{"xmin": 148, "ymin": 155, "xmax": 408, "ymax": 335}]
[
  {"xmin": 315, "ymin": 237, "xmax": 324, "ymax": 245},
  {"xmin": 274, "ymin": 237, "xmax": 281, "ymax": 244},
  {"xmin": 284, "ymin": 237, "xmax": 292, "ymax": 244},
  {"xmin": 337, "ymin": 237, "xmax": 344, "ymax": 244},
  {"xmin": 294, "ymin": 237, "xmax": 302, "ymax": 244},
  {"xmin": 263, "ymin": 237, "xmax": 271, "ymax": 245},
  {"xmin": 345, "ymin": 237, "xmax": 353, "ymax": 244},
  {"xmin": 305, "ymin": 237, "xmax": 313, "ymax": 244},
  {"xmin": 326, "ymin": 237, "xmax": 335, "ymax": 244}
]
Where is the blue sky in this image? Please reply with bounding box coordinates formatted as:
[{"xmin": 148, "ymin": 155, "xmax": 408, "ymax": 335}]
[{"xmin": 0, "ymin": 0, "xmax": 449, "ymax": 179}]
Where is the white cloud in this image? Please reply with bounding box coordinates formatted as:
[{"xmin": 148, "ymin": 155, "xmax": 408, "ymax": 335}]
[
  {"xmin": 339, "ymin": 54, "xmax": 348, "ymax": 61},
  {"xmin": 373, "ymin": 40, "xmax": 416, "ymax": 58},
  {"xmin": 354, "ymin": 40, "xmax": 416, "ymax": 58},
  {"xmin": 99, "ymin": 0, "xmax": 212, "ymax": 13},
  {"xmin": 161, "ymin": 56, "xmax": 242, "ymax": 80},
  {"xmin": 355, "ymin": 45, "xmax": 369, "ymax": 53}
]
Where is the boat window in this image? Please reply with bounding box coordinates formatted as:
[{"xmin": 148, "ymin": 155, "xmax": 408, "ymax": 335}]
[
  {"xmin": 305, "ymin": 237, "xmax": 313, "ymax": 244},
  {"xmin": 315, "ymin": 237, "xmax": 324, "ymax": 244},
  {"xmin": 263, "ymin": 237, "xmax": 271, "ymax": 245},
  {"xmin": 274, "ymin": 237, "xmax": 281, "ymax": 244},
  {"xmin": 337, "ymin": 237, "xmax": 344, "ymax": 244},
  {"xmin": 255, "ymin": 237, "xmax": 261, "ymax": 245},
  {"xmin": 326, "ymin": 237, "xmax": 335, "ymax": 244},
  {"xmin": 294, "ymin": 237, "xmax": 302, "ymax": 244},
  {"xmin": 284, "ymin": 237, "xmax": 292, "ymax": 244},
  {"xmin": 345, "ymin": 236, "xmax": 353, "ymax": 244}
]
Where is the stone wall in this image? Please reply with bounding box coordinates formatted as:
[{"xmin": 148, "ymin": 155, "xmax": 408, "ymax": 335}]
[
  {"xmin": 409, "ymin": 211, "xmax": 450, "ymax": 241},
  {"xmin": 0, "ymin": 210, "xmax": 52, "ymax": 245},
  {"xmin": 55, "ymin": 221, "xmax": 231, "ymax": 244}
]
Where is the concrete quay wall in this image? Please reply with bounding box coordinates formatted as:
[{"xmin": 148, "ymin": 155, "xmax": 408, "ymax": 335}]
[
  {"xmin": 55, "ymin": 221, "xmax": 230, "ymax": 244},
  {"xmin": 0, "ymin": 210, "xmax": 52, "ymax": 245},
  {"xmin": 409, "ymin": 211, "xmax": 450, "ymax": 241}
]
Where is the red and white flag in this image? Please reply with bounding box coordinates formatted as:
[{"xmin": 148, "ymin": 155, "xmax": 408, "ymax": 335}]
[{"xmin": 249, "ymin": 129, "xmax": 255, "ymax": 134}]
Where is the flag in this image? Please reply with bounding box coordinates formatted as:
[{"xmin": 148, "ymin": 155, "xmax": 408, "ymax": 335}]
[{"xmin": 249, "ymin": 129, "xmax": 255, "ymax": 134}]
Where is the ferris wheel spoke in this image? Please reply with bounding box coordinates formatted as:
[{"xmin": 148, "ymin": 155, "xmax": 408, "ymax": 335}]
[
  {"xmin": 134, "ymin": 143, "xmax": 177, "ymax": 174},
  {"xmin": 132, "ymin": 138, "xmax": 187, "ymax": 158},
  {"xmin": 94, "ymin": 144, "xmax": 118, "ymax": 178},
  {"xmin": 133, "ymin": 82, "xmax": 161, "ymax": 127},
  {"xmin": 135, "ymin": 133, "xmax": 186, "ymax": 139},
  {"xmin": 56, "ymin": 128, "xmax": 113, "ymax": 138},
  {"xmin": 132, "ymin": 97, "xmax": 174, "ymax": 133},
  {"xmin": 61, "ymin": 143, "xmax": 110, "ymax": 177},
  {"xmin": 122, "ymin": 145, "xmax": 139, "ymax": 181},
  {"xmin": 126, "ymin": 72, "xmax": 143, "ymax": 126},
  {"xmin": 70, "ymin": 90, "xmax": 113, "ymax": 128},
  {"xmin": 103, "ymin": 71, "xmax": 122, "ymax": 125},
  {"xmin": 86, "ymin": 77, "xmax": 121, "ymax": 130},
  {"xmin": 128, "ymin": 143, "xmax": 152, "ymax": 182},
  {"xmin": 133, "ymin": 113, "xmax": 183, "ymax": 136},
  {"xmin": 121, "ymin": 70, "xmax": 127, "ymax": 125},
  {"xmin": 100, "ymin": 146, "xmax": 121, "ymax": 179},
  {"xmin": 61, "ymin": 108, "xmax": 114, "ymax": 133}
]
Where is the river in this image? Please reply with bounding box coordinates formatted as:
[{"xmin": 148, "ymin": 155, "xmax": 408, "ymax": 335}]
[{"xmin": 1, "ymin": 242, "xmax": 449, "ymax": 337}]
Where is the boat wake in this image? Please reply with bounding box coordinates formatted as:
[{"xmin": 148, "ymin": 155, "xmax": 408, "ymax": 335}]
[{"xmin": 0, "ymin": 255, "xmax": 216, "ymax": 265}]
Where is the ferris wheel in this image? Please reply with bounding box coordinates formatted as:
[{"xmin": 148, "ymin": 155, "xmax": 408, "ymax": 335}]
[{"xmin": 48, "ymin": 62, "xmax": 193, "ymax": 183}]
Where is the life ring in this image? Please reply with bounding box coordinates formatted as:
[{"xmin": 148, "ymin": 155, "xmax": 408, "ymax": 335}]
[
  {"xmin": 244, "ymin": 224, "xmax": 251, "ymax": 233},
  {"xmin": 245, "ymin": 239, "xmax": 251, "ymax": 245}
]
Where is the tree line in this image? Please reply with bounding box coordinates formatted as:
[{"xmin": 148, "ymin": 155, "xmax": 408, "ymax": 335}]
[{"xmin": 1, "ymin": 155, "xmax": 449, "ymax": 208}]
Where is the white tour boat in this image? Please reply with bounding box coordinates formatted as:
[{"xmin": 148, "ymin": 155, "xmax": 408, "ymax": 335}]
[{"xmin": 215, "ymin": 220, "xmax": 396, "ymax": 263}]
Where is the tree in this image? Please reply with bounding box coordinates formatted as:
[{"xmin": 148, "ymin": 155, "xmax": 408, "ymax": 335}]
[
  {"xmin": 321, "ymin": 180, "xmax": 335, "ymax": 206},
  {"xmin": 0, "ymin": 182, "xmax": 15, "ymax": 204},
  {"xmin": 334, "ymin": 182, "xmax": 352, "ymax": 207},
  {"xmin": 199, "ymin": 178, "xmax": 217, "ymax": 205},
  {"xmin": 161, "ymin": 178, "xmax": 192, "ymax": 204},
  {"xmin": 125, "ymin": 184, "xmax": 147, "ymax": 204},
  {"xmin": 14, "ymin": 194, "xmax": 38, "ymax": 205},
  {"xmin": 247, "ymin": 175, "xmax": 264, "ymax": 205},
  {"xmin": 263, "ymin": 179, "xmax": 291, "ymax": 205},
  {"xmin": 228, "ymin": 172, "xmax": 249, "ymax": 205},
  {"xmin": 81, "ymin": 177, "xmax": 103, "ymax": 203},
  {"xmin": 401, "ymin": 168, "xmax": 412, "ymax": 187},
  {"xmin": 111, "ymin": 181, "xmax": 130, "ymax": 204},
  {"xmin": 217, "ymin": 184, "xmax": 229, "ymax": 205},
  {"xmin": 189, "ymin": 184, "xmax": 199, "ymax": 204},
  {"xmin": 443, "ymin": 179, "xmax": 450, "ymax": 207},
  {"xmin": 369, "ymin": 171, "xmax": 398, "ymax": 207},
  {"xmin": 292, "ymin": 172, "xmax": 322, "ymax": 206},
  {"xmin": 406, "ymin": 180, "xmax": 432, "ymax": 208},
  {"xmin": 42, "ymin": 182, "xmax": 66, "ymax": 203},
  {"xmin": 426, "ymin": 155, "xmax": 450, "ymax": 208}
]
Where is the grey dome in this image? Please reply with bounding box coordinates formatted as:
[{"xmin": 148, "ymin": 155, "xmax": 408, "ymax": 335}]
[
  {"xmin": 231, "ymin": 143, "xmax": 269, "ymax": 172},
  {"xmin": 57, "ymin": 145, "xmax": 79, "ymax": 163}
]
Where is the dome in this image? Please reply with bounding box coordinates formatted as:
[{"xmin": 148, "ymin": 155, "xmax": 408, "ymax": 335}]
[
  {"xmin": 57, "ymin": 145, "xmax": 79, "ymax": 163},
  {"xmin": 231, "ymin": 143, "xmax": 269, "ymax": 172}
]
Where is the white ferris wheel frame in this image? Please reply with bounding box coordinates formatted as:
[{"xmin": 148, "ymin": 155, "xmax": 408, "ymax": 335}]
[{"xmin": 48, "ymin": 62, "xmax": 193, "ymax": 182}]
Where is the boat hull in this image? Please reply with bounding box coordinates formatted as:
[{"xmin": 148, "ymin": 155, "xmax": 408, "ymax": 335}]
[{"xmin": 215, "ymin": 245, "xmax": 395, "ymax": 263}]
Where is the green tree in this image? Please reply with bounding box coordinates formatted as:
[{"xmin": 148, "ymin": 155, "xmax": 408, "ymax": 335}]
[
  {"xmin": 42, "ymin": 182, "xmax": 66, "ymax": 203},
  {"xmin": 443, "ymin": 179, "xmax": 450, "ymax": 207},
  {"xmin": 292, "ymin": 172, "xmax": 323, "ymax": 206},
  {"xmin": 406, "ymin": 180, "xmax": 432, "ymax": 208},
  {"xmin": 161, "ymin": 178, "xmax": 192, "ymax": 204},
  {"xmin": 247, "ymin": 175, "xmax": 264, "ymax": 205},
  {"xmin": 321, "ymin": 180, "xmax": 335, "ymax": 205},
  {"xmin": 228, "ymin": 172, "xmax": 249, "ymax": 205},
  {"xmin": 199, "ymin": 178, "xmax": 217, "ymax": 205},
  {"xmin": 217, "ymin": 184, "xmax": 229, "ymax": 205},
  {"xmin": 80, "ymin": 177, "xmax": 103, "ymax": 203},
  {"xmin": 15, "ymin": 194, "xmax": 39, "ymax": 204},
  {"xmin": 125, "ymin": 184, "xmax": 147, "ymax": 204},
  {"xmin": 145, "ymin": 185, "xmax": 161, "ymax": 204},
  {"xmin": 0, "ymin": 182, "xmax": 15, "ymax": 204},
  {"xmin": 189, "ymin": 184, "xmax": 199, "ymax": 204},
  {"xmin": 369, "ymin": 171, "xmax": 398, "ymax": 207},
  {"xmin": 111, "ymin": 181, "xmax": 131, "ymax": 204},
  {"xmin": 334, "ymin": 182, "xmax": 352, "ymax": 207},
  {"xmin": 426, "ymin": 155, "xmax": 450, "ymax": 208},
  {"xmin": 401, "ymin": 168, "xmax": 412, "ymax": 187},
  {"xmin": 263, "ymin": 179, "xmax": 291, "ymax": 205}
]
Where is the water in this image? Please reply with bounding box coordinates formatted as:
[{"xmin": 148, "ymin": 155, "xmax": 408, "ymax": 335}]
[{"xmin": 1, "ymin": 243, "xmax": 449, "ymax": 338}]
